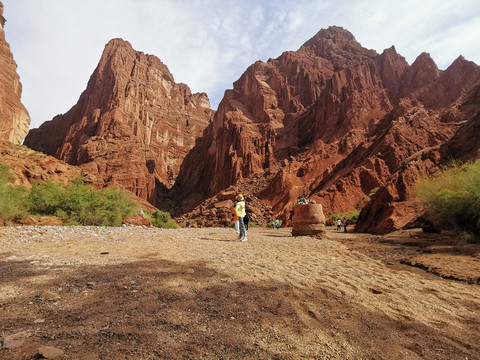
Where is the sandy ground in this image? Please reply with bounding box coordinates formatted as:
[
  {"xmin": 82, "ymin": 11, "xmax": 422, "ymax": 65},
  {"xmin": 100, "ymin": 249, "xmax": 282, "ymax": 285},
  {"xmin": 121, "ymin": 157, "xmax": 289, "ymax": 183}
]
[{"xmin": 0, "ymin": 226, "xmax": 479, "ymax": 359}]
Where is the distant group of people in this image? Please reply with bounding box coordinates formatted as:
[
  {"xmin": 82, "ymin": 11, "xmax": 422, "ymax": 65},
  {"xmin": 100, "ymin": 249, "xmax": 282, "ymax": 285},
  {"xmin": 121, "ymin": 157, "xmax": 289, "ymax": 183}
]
[
  {"xmin": 327, "ymin": 217, "xmax": 348, "ymax": 232},
  {"xmin": 270, "ymin": 219, "xmax": 281, "ymax": 229}
]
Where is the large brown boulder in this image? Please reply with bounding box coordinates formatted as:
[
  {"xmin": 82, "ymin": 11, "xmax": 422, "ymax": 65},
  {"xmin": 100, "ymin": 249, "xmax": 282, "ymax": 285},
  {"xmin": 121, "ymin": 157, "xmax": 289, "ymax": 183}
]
[
  {"xmin": 122, "ymin": 213, "xmax": 152, "ymax": 227},
  {"xmin": 292, "ymin": 204, "xmax": 326, "ymax": 237},
  {"xmin": 0, "ymin": 2, "xmax": 30, "ymax": 144}
]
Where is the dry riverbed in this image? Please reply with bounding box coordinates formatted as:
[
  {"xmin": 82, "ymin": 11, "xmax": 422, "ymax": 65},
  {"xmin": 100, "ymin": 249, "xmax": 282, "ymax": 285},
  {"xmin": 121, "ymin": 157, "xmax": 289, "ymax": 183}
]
[{"xmin": 0, "ymin": 226, "xmax": 479, "ymax": 359}]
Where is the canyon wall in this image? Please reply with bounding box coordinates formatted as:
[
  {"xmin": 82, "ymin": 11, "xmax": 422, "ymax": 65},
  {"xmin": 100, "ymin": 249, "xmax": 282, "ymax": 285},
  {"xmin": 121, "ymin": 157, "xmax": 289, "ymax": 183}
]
[{"xmin": 0, "ymin": 1, "xmax": 30, "ymax": 144}]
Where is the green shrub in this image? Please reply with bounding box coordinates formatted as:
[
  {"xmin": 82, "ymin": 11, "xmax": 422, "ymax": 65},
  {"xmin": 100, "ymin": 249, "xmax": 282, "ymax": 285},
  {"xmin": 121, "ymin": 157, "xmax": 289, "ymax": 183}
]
[
  {"xmin": 329, "ymin": 210, "xmax": 360, "ymax": 224},
  {"xmin": 0, "ymin": 165, "xmax": 27, "ymax": 222},
  {"xmin": 416, "ymin": 159, "xmax": 480, "ymax": 241},
  {"xmin": 149, "ymin": 210, "xmax": 178, "ymax": 229},
  {"xmin": 26, "ymin": 181, "xmax": 136, "ymax": 226}
]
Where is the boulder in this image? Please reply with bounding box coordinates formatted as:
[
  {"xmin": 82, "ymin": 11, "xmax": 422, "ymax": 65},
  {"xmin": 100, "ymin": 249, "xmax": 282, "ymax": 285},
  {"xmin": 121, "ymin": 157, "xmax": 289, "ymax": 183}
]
[
  {"xmin": 122, "ymin": 213, "xmax": 152, "ymax": 227},
  {"xmin": 292, "ymin": 204, "xmax": 326, "ymax": 237},
  {"xmin": 14, "ymin": 216, "xmax": 64, "ymax": 226}
]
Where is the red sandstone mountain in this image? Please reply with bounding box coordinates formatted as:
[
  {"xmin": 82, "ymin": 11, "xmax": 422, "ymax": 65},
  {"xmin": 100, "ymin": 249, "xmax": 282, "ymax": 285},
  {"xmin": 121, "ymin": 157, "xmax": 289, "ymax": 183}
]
[
  {"xmin": 173, "ymin": 26, "xmax": 480, "ymax": 231},
  {"xmin": 0, "ymin": 1, "xmax": 30, "ymax": 144},
  {"xmin": 25, "ymin": 39, "xmax": 213, "ymax": 204},
  {"xmin": 21, "ymin": 25, "xmax": 480, "ymax": 232}
]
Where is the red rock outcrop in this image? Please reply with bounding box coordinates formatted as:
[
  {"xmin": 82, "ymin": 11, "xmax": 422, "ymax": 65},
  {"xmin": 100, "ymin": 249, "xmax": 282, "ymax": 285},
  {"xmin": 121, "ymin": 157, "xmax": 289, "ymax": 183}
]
[
  {"xmin": 0, "ymin": 141, "xmax": 81, "ymax": 188},
  {"xmin": 173, "ymin": 26, "xmax": 480, "ymax": 231},
  {"xmin": 0, "ymin": 1, "xmax": 30, "ymax": 144},
  {"xmin": 24, "ymin": 38, "xmax": 213, "ymax": 205}
]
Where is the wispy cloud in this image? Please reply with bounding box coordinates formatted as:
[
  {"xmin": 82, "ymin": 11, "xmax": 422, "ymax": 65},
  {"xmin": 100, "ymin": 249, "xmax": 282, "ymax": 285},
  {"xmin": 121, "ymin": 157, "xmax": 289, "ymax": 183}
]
[{"xmin": 2, "ymin": 0, "xmax": 480, "ymax": 129}]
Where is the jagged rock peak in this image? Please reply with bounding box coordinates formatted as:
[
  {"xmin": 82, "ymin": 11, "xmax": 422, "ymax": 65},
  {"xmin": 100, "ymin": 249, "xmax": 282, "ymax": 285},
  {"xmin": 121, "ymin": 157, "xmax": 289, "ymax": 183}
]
[
  {"xmin": 301, "ymin": 26, "xmax": 377, "ymax": 70},
  {"xmin": 408, "ymin": 52, "xmax": 440, "ymax": 85},
  {"xmin": 99, "ymin": 38, "xmax": 175, "ymax": 80},
  {"xmin": 411, "ymin": 52, "xmax": 438, "ymax": 71},
  {"xmin": 447, "ymin": 55, "xmax": 477, "ymax": 72}
]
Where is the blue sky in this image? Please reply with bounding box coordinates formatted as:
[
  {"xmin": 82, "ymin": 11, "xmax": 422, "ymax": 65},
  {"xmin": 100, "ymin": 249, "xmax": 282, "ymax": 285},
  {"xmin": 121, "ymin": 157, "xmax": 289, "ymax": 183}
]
[{"xmin": 3, "ymin": 0, "xmax": 480, "ymax": 129}]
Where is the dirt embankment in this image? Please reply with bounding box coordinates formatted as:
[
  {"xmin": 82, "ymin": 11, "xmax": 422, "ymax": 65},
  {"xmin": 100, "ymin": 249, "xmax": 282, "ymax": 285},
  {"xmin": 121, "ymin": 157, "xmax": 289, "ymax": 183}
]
[{"xmin": 0, "ymin": 226, "xmax": 479, "ymax": 359}]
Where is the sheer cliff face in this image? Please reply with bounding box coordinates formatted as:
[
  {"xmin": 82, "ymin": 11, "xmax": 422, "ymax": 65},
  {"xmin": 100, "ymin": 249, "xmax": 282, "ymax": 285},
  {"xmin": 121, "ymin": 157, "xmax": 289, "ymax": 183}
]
[
  {"xmin": 25, "ymin": 39, "xmax": 213, "ymax": 204},
  {"xmin": 175, "ymin": 26, "xmax": 480, "ymax": 231},
  {"xmin": 0, "ymin": 2, "xmax": 30, "ymax": 144}
]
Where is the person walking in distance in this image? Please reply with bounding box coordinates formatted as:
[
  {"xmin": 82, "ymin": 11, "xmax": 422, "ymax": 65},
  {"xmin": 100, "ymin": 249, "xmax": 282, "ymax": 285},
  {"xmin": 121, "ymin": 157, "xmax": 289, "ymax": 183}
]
[
  {"xmin": 235, "ymin": 194, "xmax": 247, "ymax": 241},
  {"xmin": 337, "ymin": 218, "xmax": 341, "ymax": 231},
  {"xmin": 343, "ymin": 217, "xmax": 348, "ymax": 233}
]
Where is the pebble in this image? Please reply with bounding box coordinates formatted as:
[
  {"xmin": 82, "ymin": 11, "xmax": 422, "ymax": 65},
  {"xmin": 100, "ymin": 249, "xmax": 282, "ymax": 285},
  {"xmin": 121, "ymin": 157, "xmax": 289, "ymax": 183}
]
[{"xmin": 387, "ymin": 262, "xmax": 395, "ymax": 265}]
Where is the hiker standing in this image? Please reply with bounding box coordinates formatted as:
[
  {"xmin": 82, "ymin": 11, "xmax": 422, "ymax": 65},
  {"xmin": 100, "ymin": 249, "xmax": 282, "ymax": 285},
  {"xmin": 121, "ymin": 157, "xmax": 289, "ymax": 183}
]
[
  {"xmin": 343, "ymin": 217, "xmax": 348, "ymax": 233},
  {"xmin": 235, "ymin": 194, "xmax": 247, "ymax": 242},
  {"xmin": 232, "ymin": 203, "xmax": 239, "ymax": 234},
  {"xmin": 337, "ymin": 218, "xmax": 341, "ymax": 231}
]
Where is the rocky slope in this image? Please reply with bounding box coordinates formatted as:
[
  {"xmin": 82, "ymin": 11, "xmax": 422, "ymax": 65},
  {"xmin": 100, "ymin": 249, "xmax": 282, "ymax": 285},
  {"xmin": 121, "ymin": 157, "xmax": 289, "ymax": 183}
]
[
  {"xmin": 24, "ymin": 39, "xmax": 213, "ymax": 205},
  {"xmin": 0, "ymin": 1, "xmax": 30, "ymax": 144},
  {"xmin": 0, "ymin": 141, "xmax": 81, "ymax": 188},
  {"xmin": 173, "ymin": 26, "xmax": 480, "ymax": 231}
]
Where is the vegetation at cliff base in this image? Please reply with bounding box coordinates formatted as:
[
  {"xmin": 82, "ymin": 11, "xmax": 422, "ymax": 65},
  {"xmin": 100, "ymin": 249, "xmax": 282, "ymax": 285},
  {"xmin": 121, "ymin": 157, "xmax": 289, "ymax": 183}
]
[
  {"xmin": 0, "ymin": 166, "xmax": 141, "ymax": 226},
  {"xmin": 416, "ymin": 159, "xmax": 480, "ymax": 241},
  {"xmin": 27, "ymin": 180, "xmax": 137, "ymax": 226},
  {"xmin": 0, "ymin": 165, "xmax": 27, "ymax": 222},
  {"xmin": 146, "ymin": 210, "xmax": 178, "ymax": 229}
]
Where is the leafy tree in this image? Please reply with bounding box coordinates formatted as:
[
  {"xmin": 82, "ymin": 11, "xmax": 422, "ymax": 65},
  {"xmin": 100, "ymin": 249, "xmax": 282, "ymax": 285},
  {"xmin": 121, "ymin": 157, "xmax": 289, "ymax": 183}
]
[{"xmin": 417, "ymin": 159, "xmax": 480, "ymax": 241}]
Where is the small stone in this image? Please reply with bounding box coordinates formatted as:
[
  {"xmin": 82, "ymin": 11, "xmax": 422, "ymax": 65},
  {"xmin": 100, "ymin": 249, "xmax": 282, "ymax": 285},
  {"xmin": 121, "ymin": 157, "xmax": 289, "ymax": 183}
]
[
  {"xmin": 86, "ymin": 282, "xmax": 95, "ymax": 289},
  {"xmin": 70, "ymin": 288, "xmax": 79, "ymax": 294},
  {"xmin": 3, "ymin": 331, "xmax": 28, "ymax": 349},
  {"xmin": 34, "ymin": 319, "xmax": 46, "ymax": 324},
  {"xmin": 38, "ymin": 345, "xmax": 64, "ymax": 359},
  {"xmin": 387, "ymin": 262, "xmax": 395, "ymax": 265}
]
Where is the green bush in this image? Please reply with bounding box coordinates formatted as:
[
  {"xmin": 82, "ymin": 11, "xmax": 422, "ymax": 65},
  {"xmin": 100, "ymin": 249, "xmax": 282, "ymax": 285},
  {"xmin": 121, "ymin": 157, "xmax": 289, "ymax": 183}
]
[
  {"xmin": 149, "ymin": 210, "xmax": 178, "ymax": 229},
  {"xmin": 0, "ymin": 165, "xmax": 27, "ymax": 222},
  {"xmin": 26, "ymin": 181, "xmax": 136, "ymax": 226},
  {"xmin": 416, "ymin": 159, "xmax": 480, "ymax": 241},
  {"xmin": 329, "ymin": 210, "xmax": 360, "ymax": 224}
]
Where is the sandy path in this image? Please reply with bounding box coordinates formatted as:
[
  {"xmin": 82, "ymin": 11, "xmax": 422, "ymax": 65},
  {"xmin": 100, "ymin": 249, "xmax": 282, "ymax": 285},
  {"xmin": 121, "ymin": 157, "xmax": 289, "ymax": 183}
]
[{"xmin": 1, "ymin": 226, "xmax": 479, "ymax": 359}]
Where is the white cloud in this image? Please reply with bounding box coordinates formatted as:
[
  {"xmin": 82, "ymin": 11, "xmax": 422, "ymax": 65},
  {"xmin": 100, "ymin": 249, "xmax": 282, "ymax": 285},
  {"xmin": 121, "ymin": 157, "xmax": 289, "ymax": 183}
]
[{"xmin": 2, "ymin": 0, "xmax": 480, "ymax": 129}]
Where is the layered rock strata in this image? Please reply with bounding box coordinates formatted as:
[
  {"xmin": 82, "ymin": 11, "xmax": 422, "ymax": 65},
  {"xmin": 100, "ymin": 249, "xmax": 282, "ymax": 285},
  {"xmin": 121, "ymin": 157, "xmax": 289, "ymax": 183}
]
[
  {"xmin": 25, "ymin": 39, "xmax": 213, "ymax": 204},
  {"xmin": 0, "ymin": 1, "xmax": 30, "ymax": 144}
]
